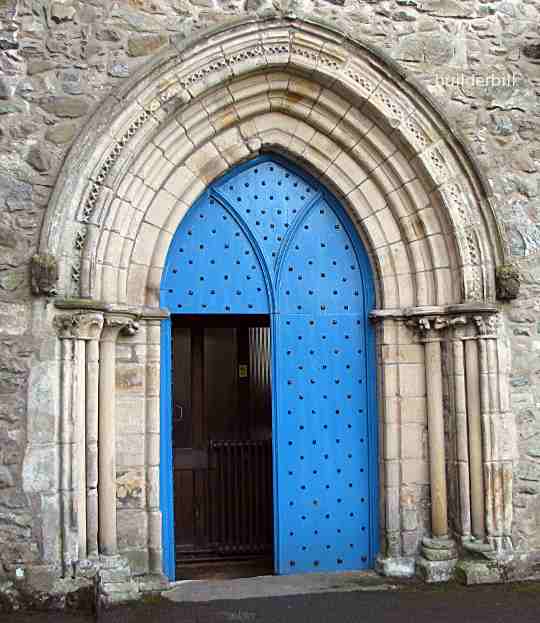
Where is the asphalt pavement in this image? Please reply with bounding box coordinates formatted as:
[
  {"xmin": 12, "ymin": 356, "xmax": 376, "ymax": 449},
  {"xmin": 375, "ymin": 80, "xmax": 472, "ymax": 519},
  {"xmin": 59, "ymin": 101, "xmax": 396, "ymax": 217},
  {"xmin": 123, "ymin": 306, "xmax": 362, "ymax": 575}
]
[{"xmin": 2, "ymin": 579, "xmax": 540, "ymax": 623}]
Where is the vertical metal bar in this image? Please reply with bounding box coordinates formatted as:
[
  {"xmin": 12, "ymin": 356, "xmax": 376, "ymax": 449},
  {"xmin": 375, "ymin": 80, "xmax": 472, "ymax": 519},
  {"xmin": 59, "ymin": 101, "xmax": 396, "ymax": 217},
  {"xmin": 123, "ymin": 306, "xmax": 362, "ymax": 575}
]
[
  {"xmin": 225, "ymin": 443, "xmax": 231, "ymax": 551},
  {"xmin": 219, "ymin": 444, "xmax": 226, "ymax": 549},
  {"xmin": 233, "ymin": 443, "xmax": 239, "ymax": 550},
  {"xmin": 240, "ymin": 441, "xmax": 246, "ymax": 552}
]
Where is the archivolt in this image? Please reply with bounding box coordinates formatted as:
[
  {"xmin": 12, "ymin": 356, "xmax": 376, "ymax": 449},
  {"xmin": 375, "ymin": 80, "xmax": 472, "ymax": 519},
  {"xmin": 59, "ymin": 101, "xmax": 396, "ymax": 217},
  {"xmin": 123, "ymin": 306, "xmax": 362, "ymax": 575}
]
[{"xmin": 40, "ymin": 17, "xmax": 503, "ymax": 310}]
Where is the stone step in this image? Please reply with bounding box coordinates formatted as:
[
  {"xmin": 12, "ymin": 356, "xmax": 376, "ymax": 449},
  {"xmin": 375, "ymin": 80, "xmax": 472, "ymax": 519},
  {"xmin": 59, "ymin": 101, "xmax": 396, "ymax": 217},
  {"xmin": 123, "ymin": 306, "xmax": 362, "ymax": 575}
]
[{"xmin": 99, "ymin": 567, "xmax": 132, "ymax": 583}]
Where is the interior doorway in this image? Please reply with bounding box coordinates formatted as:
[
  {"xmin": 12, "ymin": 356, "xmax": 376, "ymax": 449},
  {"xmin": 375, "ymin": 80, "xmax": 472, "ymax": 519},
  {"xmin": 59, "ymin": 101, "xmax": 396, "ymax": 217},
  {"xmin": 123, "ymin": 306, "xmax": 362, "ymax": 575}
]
[{"xmin": 171, "ymin": 314, "xmax": 273, "ymax": 578}]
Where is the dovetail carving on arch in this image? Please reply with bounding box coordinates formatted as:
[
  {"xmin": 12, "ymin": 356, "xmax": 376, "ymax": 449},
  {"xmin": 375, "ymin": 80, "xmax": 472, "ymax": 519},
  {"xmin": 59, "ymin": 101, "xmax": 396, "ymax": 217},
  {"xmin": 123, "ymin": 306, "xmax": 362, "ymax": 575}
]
[{"xmin": 67, "ymin": 32, "xmax": 487, "ymax": 293}]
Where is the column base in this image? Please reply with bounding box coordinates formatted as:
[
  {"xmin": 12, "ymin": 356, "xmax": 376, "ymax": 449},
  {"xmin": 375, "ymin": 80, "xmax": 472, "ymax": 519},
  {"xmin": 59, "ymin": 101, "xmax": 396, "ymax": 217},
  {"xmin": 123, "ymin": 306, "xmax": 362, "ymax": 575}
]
[
  {"xmin": 73, "ymin": 558, "xmax": 99, "ymax": 579},
  {"xmin": 375, "ymin": 555, "xmax": 416, "ymax": 578},
  {"xmin": 96, "ymin": 555, "xmax": 140, "ymax": 611},
  {"xmin": 455, "ymin": 559, "xmax": 501, "ymax": 585},
  {"xmin": 416, "ymin": 557, "xmax": 457, "ymax": 583},
  {"xmin": 462, "ymin": 537, "xmax": 498, "ymax": 560},
  {"xmin": 136, "ymin": 573, "xmax": 170, "ymax": 595},
  {"xmin": 455, "ymin": 537, "xmax": 504, "ymax": 584},
  {"xmin": 416, "ymin": 537, "xmax": 458, "ymax": 583}
]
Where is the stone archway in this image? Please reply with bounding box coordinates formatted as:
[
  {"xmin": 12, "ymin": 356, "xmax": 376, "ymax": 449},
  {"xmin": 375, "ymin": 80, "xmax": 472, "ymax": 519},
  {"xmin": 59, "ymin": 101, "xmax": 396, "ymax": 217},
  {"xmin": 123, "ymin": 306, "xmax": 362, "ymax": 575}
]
[{"xmin": 34, "ymin": 17, "xmax": 512, "ymax": 590}]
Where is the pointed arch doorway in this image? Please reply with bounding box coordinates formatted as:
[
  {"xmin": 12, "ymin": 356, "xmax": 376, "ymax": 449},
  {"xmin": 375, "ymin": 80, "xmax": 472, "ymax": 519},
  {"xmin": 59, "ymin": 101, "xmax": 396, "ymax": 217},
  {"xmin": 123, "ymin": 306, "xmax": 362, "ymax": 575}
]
[{"xmin": 160, "ymin": 154, "xmax": 378, "ymax": 580}]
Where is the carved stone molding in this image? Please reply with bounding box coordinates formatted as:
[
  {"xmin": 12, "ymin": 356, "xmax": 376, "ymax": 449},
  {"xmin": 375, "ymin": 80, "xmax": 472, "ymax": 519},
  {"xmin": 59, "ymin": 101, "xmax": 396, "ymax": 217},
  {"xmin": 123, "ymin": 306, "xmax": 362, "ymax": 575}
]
[
  {"xmin": 103, "ymin": 315, "xmax": 140, "ymax": 338},
  {"xmin": 473, "ymin": 313, "xmax": 498, "ymax": 338},
  {"xmin": 495, "ymin": 264, "xmax": 521, "ymax": 301},
  {"xmin": 31, "ymin": 253, "xmax": 59, "ymax": 297},
  {"xmin": 406, "ymin": 314, "xmax": 469, "ymax": 341}
]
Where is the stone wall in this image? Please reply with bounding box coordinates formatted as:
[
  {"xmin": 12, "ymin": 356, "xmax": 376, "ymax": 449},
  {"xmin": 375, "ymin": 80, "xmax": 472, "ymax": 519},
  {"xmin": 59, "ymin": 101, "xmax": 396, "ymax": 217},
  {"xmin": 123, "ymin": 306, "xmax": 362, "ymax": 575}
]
[{"xmin": 1, "ymin": 0, "xmax": 540, "ymax": 591}]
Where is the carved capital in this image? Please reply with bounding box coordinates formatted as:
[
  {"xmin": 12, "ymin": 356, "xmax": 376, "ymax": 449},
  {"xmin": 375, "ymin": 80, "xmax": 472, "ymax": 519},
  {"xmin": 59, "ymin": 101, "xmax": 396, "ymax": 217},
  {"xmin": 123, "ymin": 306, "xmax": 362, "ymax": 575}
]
[
  {"xmin": 473, "ymin": 313, "xmax": 498, "ymax": 338},
  {"xmin": 407, "ymin": 315, "xmax": 448, "ymax": 339},
  {"xmin": 72, "ymin": 313, "xmax": 104, "ymax": 340},
  {"xmin": 407, "ymin": 313, "xmax": 474, "ymax": 342},
  {"xmin": 54, "ymin": 313, "xmax": 78, "ymax": 339},
  {"xmin": 122, "ymin": 320, "xmax": 140, "ymax": 337},
  {"xmin": 102, "ymin": 315, "xmax": 140, "ymax": 339},
  {"xmin": 54, "ymin": 312, "xmax": 104, "ymax": 340},
  {"xmin": 448, "ymin": 315, "xmax": 468, "ymax": 338}
]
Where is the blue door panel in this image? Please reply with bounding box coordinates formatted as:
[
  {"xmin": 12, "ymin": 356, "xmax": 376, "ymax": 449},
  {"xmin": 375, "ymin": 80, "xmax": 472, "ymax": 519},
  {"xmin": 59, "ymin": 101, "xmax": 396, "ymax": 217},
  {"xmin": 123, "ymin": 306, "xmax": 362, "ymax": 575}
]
[
  {"xmin": 278, "ymin": 198, "xmax": 365, "ymax": 316},
  {"xmin": 213, "ymin": 159, "xmax": 320, "ymax": 271},
  {"xmin": 160, "ymin": 154, "xmax": 377, "ymax": 579},
  {"xmin": 160, "ymin": 193, "xmax": 270, "ymax": 314},
  {"xmin": 275, "ymin": 314, "xmax": 371, "ymax": 574}
]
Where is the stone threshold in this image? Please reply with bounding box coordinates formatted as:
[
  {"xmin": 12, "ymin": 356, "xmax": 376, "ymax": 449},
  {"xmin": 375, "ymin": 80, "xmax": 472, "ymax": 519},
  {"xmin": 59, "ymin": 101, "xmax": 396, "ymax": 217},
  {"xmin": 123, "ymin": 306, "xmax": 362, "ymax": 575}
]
[{"xmin": 162, "ymin": 571, "xmax": 403, "ymax": 603}]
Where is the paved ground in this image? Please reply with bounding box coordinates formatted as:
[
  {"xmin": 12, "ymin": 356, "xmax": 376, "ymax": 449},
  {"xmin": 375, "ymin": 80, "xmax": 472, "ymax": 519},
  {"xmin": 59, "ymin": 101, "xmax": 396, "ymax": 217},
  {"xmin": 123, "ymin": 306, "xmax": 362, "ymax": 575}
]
[{"xmin": 2, "ymin": 578, "xmax": 540, "ymax": 623}]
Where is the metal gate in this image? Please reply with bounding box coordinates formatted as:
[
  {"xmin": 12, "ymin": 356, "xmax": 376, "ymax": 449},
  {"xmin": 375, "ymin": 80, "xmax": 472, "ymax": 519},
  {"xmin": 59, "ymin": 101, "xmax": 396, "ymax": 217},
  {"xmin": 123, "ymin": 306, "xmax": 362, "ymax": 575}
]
[{"xmin": 160, "ymin": 154, "xmax": 377, "ymax": 579}]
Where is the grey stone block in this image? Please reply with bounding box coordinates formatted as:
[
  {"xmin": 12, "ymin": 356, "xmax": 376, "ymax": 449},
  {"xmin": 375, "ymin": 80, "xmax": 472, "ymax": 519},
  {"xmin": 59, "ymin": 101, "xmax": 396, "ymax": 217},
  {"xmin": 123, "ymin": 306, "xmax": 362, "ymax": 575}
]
[
  {"xmin": 416, "ymin": 557, "xmax": 457, "ymax": 583},
  {"xmin": 455, "ymin": 560, "xmax": 501, "ymax": 585},
  {"xmin": 376, "ymin": 555, "xmax": 416, "ymax": 578}
]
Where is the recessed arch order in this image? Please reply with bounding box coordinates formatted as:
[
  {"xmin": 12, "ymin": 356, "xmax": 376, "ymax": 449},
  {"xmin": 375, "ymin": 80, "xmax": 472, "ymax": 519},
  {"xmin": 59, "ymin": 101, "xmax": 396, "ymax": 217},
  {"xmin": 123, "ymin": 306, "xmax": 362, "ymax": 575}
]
[
  {"xmin": 40, "ymin": 17, "xmax": 513, "ymax": 583},
  {"xmin": 41, "ymin": 16, "xmax": 503, "ymax": 308}
]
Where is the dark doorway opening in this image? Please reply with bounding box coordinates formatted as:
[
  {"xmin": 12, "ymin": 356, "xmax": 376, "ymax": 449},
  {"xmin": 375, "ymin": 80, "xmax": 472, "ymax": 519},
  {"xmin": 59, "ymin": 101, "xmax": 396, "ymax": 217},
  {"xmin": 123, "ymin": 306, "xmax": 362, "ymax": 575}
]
[{"xmin": 171, "ymin": 315, "xmax": 273, "ymax": 578}]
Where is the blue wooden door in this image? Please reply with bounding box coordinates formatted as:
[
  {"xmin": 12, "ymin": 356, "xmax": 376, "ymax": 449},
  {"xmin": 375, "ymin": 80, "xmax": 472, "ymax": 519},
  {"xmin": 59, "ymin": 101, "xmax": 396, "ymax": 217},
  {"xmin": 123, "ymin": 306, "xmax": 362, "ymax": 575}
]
[{"xmin": 160, "ymin": 155, "xmax": 377, "ymax": 579}]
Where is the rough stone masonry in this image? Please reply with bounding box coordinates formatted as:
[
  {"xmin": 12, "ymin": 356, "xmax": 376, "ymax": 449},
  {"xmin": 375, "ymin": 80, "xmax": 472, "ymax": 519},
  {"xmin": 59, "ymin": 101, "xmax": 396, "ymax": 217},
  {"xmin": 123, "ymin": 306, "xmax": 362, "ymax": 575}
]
[{"xmin": 1, "ymin": 0, "xmax": 540, "ymax": 611}]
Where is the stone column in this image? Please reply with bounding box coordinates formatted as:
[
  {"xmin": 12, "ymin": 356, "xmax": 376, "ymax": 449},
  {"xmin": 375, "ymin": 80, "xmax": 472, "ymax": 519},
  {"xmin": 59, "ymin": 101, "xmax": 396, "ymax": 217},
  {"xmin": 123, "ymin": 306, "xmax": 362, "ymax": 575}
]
[
  {"xmin": 98, "ymin": 315, "xmax": 134, "ymax": 557},
  {"xmin": 422, "ymin": 319, "xmax": 449, "ymax": 539},
  {"xmin": 451, "ymin": 319, "xmax": 472, "ymax": 539},
  {"xmin": 54, "ymin": 315, "xmax": 76, "ymax": 575},
  {"xmin": 73, "ymin": 335, "xmax": 87, "ymax": 560},
  {"xmin": 455, "ymin": 311, "xmax": 509, "ymax": 583},
  {"xmin": 367, "ymin": 315, "xmax": 408, "ymax": 576},
  {"xmin": 54, "ymin": 312, "xmax": 104, "ymax": 571},
  {"xmin": 408, "ymin": 314, "xmax": 457, "ymax": 582},
  {"xmin": 69, "ymin": 314, "xmax": 104, "ymax": 562},
  {"xmin": 77, "ymin": 315, "xmax": 104, "ymax": 559},
  {"xmin": 464, "ymin": 332, "xmax": 485, "ymax": 540},
  {"xmin": 474, "ymin": 312, "xmax": 510, "ymax": 551}
]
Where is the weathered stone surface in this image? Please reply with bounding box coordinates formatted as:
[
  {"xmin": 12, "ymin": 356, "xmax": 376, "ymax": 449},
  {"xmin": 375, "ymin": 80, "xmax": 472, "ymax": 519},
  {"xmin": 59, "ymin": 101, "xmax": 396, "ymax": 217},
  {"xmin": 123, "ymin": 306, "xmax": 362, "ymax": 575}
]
[
  {"xmin": 0, "ymin": 77, "xmax": 12, "ymax": 100},
  {"xmin": 39, "ymin": 96, "xmax": 90, "ymax": 118},
  {"xmin": 127, "ymin": 33, "xmax": 168, "ymax": 57},
  {"xmin": 50, "ymin": 2, "xmax": 77, "ymax": 24},
  {"xmin": 27, "ymin": 363, "xmax": 58, "ymax": 445},
  {"xmin": 30, "ymin": 254, "xmax": 58, "ymax": 296},
  {"xmin": 425, "ymin": 0, "xmax": 472, "ymax": 17},
  {"xmin": 0, "ymin": 303, "xmax": 29, "ymax": 336},
  {"xmin": 45, "ymin": 121, "xmax": 78, "ymax": 145},
  {"xmin": 455, "ymin": 560, "xmax": 501, "ymax": 585},
  {"xmin": 26, "ymin": 145, "xmax": 51, "ymax": 172},
  {"xmin": 0, "ymin": 466, "xmax": 14, "ymax": 489},
  {"xmin": 27, "ymin": 60, "xmax": 57, "ymax": 76},
  {"xmin": 59, "ymin": 69, "xmax": 82, "ymax": 95},
  {"xmin": 108, "ymin": 61, "xmax": 130, "ymax": 79},
  {"xmin": 21, "ymin": 446, "xmax": 57, "ymax": 493},
  {"xmin": 496, "ymin": 264, "xmax": 521, "ymax": 301},
  {"xmin": 523, "ymin": 44, "xmax": 540, "ymax": 61},
  {"xmin": 416, "ymin": 557, "xmax": 457, "ymax": 583},
  {"xmin": 116, "ymin": 470, "xmax": 145, "ymax": 509},
  {"xmin": 376, "ymin": 556, "xmax": 416, "ymax": 578},
  {"xmin": 0, "ymin": 103, "xmax": 22, "ymax": 115},
  {"xmin": 0, "ymin": 271, "xmax": 25, "ymax": 292}
]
